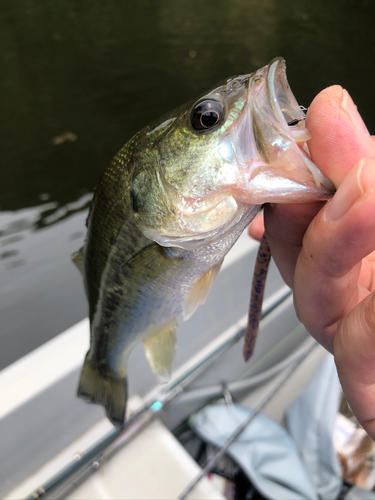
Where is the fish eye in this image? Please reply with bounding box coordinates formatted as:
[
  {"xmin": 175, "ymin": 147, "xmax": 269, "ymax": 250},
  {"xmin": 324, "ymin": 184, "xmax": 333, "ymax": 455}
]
[{"xmin": 190, "ymin": 99, "xmax": 224, "ymax": 131}]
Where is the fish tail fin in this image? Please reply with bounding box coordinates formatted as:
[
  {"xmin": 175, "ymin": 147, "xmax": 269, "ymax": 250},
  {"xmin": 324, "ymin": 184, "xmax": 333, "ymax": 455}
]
[{"xmin": 77, "ymin": 355, "xmax": 127, "ymax": 428}]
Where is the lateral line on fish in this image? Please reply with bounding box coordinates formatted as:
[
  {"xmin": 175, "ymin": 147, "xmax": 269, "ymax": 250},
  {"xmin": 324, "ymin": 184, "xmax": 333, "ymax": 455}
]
[{"xmin": 243, "ymin": 233, "xmax": 271, "ymax": 361}]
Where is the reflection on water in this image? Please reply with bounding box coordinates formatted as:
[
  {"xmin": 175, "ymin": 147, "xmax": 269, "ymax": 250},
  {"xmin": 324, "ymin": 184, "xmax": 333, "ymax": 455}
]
[
  {"xmin": 0, "ymin": 193, "xmax": 92, "ymax": 265},
  {"xmin": 0, "ymin": 193, "xmax": 93, "ymax": 368},
  {"xmin": 1, "ymin": 0, "xmax": 375, "ymax": 368},
  {"xmin": 0, "ymin": 196, "xmax": 90, "ymax": 369}
]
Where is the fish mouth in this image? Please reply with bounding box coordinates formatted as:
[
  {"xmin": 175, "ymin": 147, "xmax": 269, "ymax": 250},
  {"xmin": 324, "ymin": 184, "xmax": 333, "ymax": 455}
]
[
  {"xmin": 266, "ymin": 57, "xmax": 306, "ymax": 130},
  {"xmin": 231, "ymin": 57, "xmax": 334, "ymax": 204}
]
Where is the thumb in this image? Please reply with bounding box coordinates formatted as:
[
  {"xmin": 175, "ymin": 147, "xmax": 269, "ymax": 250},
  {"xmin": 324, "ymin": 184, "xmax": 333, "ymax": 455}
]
[
  {"xmin": 334, "ymin": 293, "xmax": 375, "ymax": 438},
  {"xmin": 307, "ymin": 85, "xmax": 375, "ymax": 186}
]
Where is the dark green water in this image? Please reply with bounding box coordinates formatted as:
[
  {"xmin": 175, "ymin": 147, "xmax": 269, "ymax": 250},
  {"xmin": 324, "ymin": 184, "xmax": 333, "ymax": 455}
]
[{"xmin": 1, "ymin": 0, "xmax": 375, "ymax": 368}]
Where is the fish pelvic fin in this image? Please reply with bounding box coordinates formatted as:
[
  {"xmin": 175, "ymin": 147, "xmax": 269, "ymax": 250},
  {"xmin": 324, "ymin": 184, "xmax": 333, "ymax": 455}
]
[
  {"xmin": 143, "ymin": 320, "xmax": 177, "ymax": 384},
  {"xmin": 71, "ymin": 246, "xmax": 84, "ymax": 275},
  {"xmin": 243, "ymin": 233, "xmax": 271, "ymax": 362},
  {"xmin": 182, "ymin": 260, "xmax": 223, "ymax": 321},
  {"xmin": 77, "ymin": 354, "xmax": 127, "ymax": 428}
]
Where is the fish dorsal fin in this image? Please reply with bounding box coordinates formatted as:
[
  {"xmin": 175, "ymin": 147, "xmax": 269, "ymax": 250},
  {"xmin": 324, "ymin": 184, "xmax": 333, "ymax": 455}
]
[
  {"xmin": 182, "ymin": 261, "xmax": 223, "ymax": 321},
  {"xmin": 71, "ymin": 247, "xmax": 84, "ymax": 275},
  {"xmin": 143, "ymin": 320, "xmax": 177, "ymax": 383}
]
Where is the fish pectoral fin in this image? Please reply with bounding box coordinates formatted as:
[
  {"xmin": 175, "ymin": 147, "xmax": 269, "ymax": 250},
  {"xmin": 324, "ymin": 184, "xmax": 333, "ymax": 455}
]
[
  {"xmin": 143, "ymin": 320, "xmax": 177, "ymax": 384},
  {"xmin": 243, "ymin": 233, "xmax": 271, "ymax": 362},
  {"xmin": 182, "ymin": 261, "xmax": 223, "ymax": 321},
  {"xmin": 72, "ymin": 246, "xmax": 84, "ymax": 275},
  {"xmin": 77, "ymin": 354, "xmax": 127, "ymax": 428}
]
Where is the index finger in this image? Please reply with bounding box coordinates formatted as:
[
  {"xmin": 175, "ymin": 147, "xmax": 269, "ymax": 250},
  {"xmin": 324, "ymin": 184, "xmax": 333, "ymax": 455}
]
[{"xmin": 307, "ymin": 85, "xmax": 375, "ymax": 186}]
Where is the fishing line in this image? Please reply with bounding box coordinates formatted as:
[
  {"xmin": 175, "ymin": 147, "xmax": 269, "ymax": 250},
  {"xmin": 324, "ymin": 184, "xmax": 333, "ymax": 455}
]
[
  {"xmin": 177, "ymin": 340, "xmax": 318, "ymax": 500},
  {"xmin": 287, "ymin": 105, "xmax": 307, "ymax": 126}
]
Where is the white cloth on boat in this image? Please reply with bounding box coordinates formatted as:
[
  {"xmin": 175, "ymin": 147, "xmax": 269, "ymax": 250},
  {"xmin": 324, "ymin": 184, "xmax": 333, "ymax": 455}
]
[
  {"xmin": 189, "ymin": 356, "xmax": 350, "ymax": 499},
  {"xmin": 190, "ymin": 405, "xmax": 318, "ymax": 499},
  {"xmin": 284, "ymin": 355, "xmax": 342, "ymax": 499}
]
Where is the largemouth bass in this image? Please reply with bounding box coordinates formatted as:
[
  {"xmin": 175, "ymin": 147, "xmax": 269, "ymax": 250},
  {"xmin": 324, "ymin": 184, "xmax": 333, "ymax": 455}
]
[{"xmin": 73, "ymin": 58, "xmax": 333, "ymax": 427}]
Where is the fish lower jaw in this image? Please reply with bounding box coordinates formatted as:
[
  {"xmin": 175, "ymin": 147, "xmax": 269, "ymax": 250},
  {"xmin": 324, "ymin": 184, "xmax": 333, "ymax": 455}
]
[
  {"xmin": 232, "ymin": 176, "xmax": 332, "ymax": 205},
  {"xmin": 231, "ymin": 149, "xmax": 333, "ymax": 205}
]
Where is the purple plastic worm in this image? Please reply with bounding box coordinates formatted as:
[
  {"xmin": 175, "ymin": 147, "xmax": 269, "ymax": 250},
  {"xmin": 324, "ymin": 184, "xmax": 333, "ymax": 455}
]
[{"xmin": 243, "ymin": 233, "xmax": 271, "ymax": 361}]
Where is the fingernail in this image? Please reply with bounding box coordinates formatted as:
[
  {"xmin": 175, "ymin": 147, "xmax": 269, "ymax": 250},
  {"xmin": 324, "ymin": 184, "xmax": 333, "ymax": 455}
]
[
  {"xmin": 325, "ymin": 158, "xmax": 366, "ymax": 222},
  {"xmin": 341, "ymin": 89, "xmax": 370, "ymax": 137}
]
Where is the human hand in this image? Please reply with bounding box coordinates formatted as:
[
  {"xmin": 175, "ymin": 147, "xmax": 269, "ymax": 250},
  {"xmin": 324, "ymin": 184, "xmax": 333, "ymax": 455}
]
[{"xmin": 249, "ymin": 86, "xmax": 375, "ymax": 437}]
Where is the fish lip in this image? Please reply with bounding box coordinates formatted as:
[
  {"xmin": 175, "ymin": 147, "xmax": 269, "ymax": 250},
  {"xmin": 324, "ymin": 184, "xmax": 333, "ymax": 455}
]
[
  {"xmin": 246, "ymin": 56, "xmax": 307, "ymax": 147},
  {"xmin": 230, "ymin": 57, "xmax": 334, "ymax": 204},
  {"xmin": 265, "ymin": 57, "xmax": 306, "ymax": 131},
  {"xmin": 264, "ymin": 58, "xmax": 334, "ymax": 193}
]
